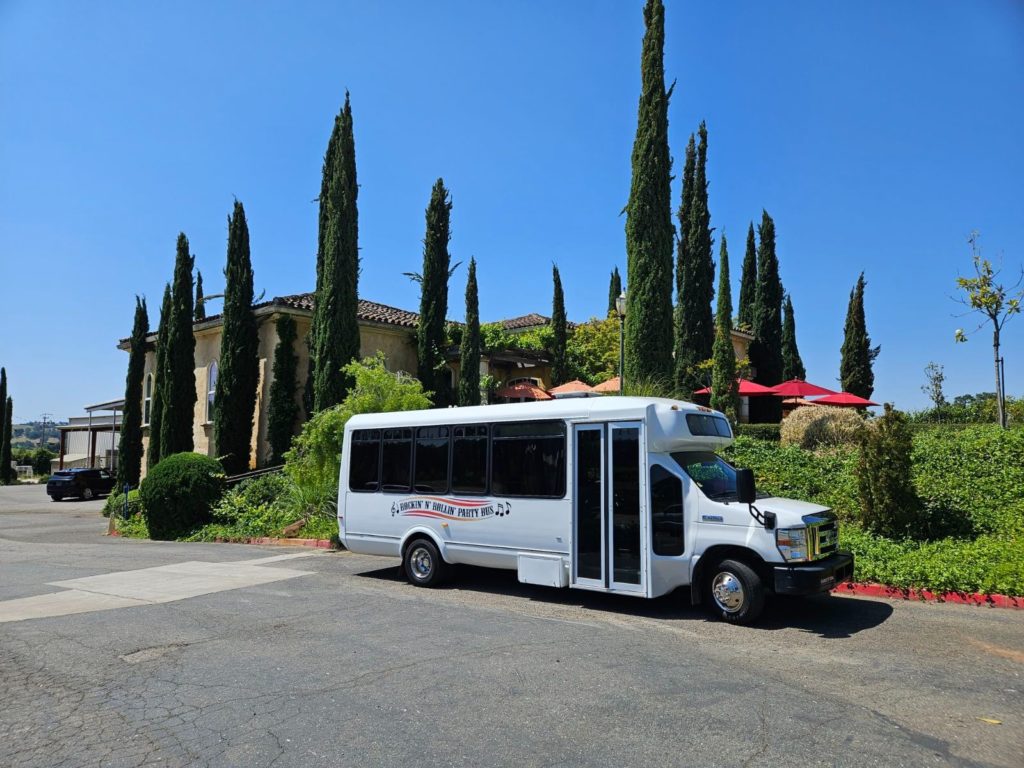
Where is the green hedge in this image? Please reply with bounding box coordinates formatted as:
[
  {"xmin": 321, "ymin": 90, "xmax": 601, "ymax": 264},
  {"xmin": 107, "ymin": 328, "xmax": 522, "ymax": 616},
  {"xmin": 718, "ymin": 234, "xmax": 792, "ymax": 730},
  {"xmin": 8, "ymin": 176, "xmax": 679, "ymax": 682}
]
[
  {"xmin": 139, "ymin": 453, "xmax": 225, "ymax": 540},
  {"xmin": 102, "ymin": 489, "xmax": 143, "ymax": 519},
  {"xmin": 735, "ymin": 423, "xmax": 781, "ymax": 442},
  {"xmin": 841, "ymin": 526, "xmax": 1024, "ymax": 596}
]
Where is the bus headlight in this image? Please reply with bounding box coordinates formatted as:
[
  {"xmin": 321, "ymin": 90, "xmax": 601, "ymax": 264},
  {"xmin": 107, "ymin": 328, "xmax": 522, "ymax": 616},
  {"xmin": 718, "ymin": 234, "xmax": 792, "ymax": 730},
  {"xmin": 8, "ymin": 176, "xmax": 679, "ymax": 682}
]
[{"xmin": 776, "ymin": 527, "xmax": 808, "ymax": 562}]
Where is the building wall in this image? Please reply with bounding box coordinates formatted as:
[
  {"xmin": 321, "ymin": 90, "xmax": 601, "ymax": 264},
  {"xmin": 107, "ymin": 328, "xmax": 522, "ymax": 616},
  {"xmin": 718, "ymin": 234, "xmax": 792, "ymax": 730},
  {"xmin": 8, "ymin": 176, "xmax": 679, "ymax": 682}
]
[{"xmin": 138, "ymin": 312, "xmax": 420, "ymax": 477}]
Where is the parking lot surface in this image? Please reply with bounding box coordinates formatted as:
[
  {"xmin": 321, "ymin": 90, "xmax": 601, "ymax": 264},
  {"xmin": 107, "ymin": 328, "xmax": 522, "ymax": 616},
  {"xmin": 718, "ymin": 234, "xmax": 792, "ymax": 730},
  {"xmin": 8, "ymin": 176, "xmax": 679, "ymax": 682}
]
[{"xmin": 1, "ymin": 484, "xmax": 1022, "ymax": 767}]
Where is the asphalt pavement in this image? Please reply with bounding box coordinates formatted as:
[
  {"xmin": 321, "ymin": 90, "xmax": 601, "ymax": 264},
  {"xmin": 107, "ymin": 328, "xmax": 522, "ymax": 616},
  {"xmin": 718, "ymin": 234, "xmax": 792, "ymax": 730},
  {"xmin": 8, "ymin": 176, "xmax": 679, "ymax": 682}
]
[{"xmin": 1, "ymin": 483, "xmax": 1021, "ymax": 768}]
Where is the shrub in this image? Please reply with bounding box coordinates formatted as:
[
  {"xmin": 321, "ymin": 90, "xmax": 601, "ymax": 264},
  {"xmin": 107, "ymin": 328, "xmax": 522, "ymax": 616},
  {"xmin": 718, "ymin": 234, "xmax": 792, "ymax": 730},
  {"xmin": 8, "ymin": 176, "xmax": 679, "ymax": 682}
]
[
  {"xmin": 102, "ymin": 488, "xmax": 143, "ymax": 519},
  {"xmin": 735, "ymin": 423, "xmax": 780, "ymax": 442},
  {"xmin": 856, "ymin": 405, "xmax": 923, "ymax": 539},
  {"xmin": 724, "ymin": 436, "xmax": 861, "ymax": 520},
  {"xmin": 780, "ymin": 406, "xmax": 864, "ymax": 450},
  {"xmin": 211, "ymin": 472, "xmax": 288, "ymax": 524},
  {"xmin": 911, "ymin": 424, "xmax": 1024, "ymax": 534},
  {"xmin": 139, "ymin": 453, "xmax": 225, "ymax": 540}
]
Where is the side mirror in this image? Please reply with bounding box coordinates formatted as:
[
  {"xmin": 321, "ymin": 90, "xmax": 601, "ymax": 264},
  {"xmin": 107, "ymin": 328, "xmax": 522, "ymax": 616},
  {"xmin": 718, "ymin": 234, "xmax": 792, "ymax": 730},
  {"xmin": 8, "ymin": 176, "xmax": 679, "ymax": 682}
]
[{"xmin": 735, "ymin": 468, "xmax": 756, "ymax": 505}]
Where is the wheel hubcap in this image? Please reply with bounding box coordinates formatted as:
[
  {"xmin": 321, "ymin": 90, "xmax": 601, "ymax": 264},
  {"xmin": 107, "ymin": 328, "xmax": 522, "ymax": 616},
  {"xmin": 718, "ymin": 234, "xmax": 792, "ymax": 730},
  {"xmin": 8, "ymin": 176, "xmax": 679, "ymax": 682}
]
[
  {"xmin": 711, "ymin": 572, "xmax": 745, "ymax": 613},
  {"xmin": 410, "ymin": 548, "xmax": 432, "ymax": 579}
]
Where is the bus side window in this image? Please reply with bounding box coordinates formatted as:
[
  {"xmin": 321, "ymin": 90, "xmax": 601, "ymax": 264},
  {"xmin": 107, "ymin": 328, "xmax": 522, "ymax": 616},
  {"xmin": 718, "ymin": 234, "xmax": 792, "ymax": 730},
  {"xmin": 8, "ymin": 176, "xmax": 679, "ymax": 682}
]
[
  {"xmin": 650, "ymin": 465, "xmax": 684, "ymax": 555},
  {"xmin": 491, "ymin": 421, "xmax": 566, "ymax": 498},
  {"xmin": 414, "ymin": 426, "xmax": 450, "ymax": 494},
  {"xmin": 349, "ymin": 429, "xmax": 381, "ymax": 492},
  {"xmin": 451, "ymin": 425, "xmax": 488, "ymax": 494},
  {"xmin": 381, "ymin": 428, "xmax": 413, "ymax": 492}
]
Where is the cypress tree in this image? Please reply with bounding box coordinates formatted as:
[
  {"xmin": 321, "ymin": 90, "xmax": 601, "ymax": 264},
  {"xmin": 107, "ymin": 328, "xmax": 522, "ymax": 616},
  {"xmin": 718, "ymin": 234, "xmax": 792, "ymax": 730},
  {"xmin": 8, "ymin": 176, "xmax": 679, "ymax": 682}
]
[
  {"xmin": 416, "ymin": 178, "xmax": 454, "ymax": 406},
  {"xmin": 1, "ymin": 397, "xmax": 12, "ymax": 483},
  {"xmin": 148, "ymin": 284, "xmax": 172, "ymax": 469},
  {"xmin": 118, "ymin": 297, "xmax": 148, "ymax": 487},
  {"xmin": 710, "ymin": 235, "xmax": 739, "ymax": 421},
  {"xmin": 159, "ymin": 233, "xmax": 196, "ymax": 459},
  {"xmin": 781, "ymin": 294, "xmax": 806, "ymax": 381},
  {"xmin": 267, "ymin": 314, "xmax": 300, "ymax": 465},
  {"xmin": 214, "ymin": 201, "xmax": 260, "ymax": 474},
  {"xmin": 749, "ymin": 211, "xmax": 783, "ymax": 422},
  {"xmin": 194, "ymin": 271, "xmax": 206, "ymax": 321},
  {"xmin": 624, "ymin": 0, "xmax": 675, "ymax": 386},
  {"xmin": 840, "ymin": 272, "xmax": 878, "ymax": 398},
  {"xmin": 458, "ymin": 257, "xmax": 481, "ymax": 406},
  {"xmin": 310, "ymin": 93, "xmax": 361, "ymax": 413},
  {"xmin": 551, "ymin": 264, "xmax": 569, "ymax": 386},
  {"xmin": 0, "ymin": 369, "xmax": 11, "ymax": 484},
  {"xmin": 675, "ymin": 124, "xmax": 715, "ymax": 394},
  {"xmin": 607, "ymin": 267, "xmax": 622, "ymax": 316},
  {"xmin": 737, "ymin": 222, "xmax": 757, "ymax": 330}
]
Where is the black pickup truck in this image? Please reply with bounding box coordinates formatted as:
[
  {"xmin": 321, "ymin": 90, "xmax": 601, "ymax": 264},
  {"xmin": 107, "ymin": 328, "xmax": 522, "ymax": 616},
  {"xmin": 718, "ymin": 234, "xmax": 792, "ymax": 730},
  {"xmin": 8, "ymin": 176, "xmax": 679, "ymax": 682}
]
[{"xmin": 47, "ymin": 468, "xmax": 116, "ymax": 501}]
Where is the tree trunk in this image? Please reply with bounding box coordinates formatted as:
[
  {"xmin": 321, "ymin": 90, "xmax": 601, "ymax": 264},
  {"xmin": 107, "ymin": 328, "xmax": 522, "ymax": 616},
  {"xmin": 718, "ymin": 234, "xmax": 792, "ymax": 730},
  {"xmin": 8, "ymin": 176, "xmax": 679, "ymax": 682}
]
[{"xmin": 993, "ymin": 328, "xmax": 1005, "ymax": 429}]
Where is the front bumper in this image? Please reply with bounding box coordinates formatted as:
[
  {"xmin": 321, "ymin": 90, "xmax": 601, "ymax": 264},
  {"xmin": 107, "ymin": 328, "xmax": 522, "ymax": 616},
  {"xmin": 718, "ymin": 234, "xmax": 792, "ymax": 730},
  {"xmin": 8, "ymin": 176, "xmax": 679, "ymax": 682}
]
[{"xmin": 773, "ymin": 552, "xmax": 854, "ymax": 595}]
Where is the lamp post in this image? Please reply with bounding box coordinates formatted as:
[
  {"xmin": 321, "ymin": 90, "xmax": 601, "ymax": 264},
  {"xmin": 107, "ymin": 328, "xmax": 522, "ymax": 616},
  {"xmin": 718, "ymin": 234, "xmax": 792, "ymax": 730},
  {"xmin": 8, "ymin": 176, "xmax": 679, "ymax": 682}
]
[{"xmin": 615, "ymin": 291, "xmax": 627, "ymax": 396}]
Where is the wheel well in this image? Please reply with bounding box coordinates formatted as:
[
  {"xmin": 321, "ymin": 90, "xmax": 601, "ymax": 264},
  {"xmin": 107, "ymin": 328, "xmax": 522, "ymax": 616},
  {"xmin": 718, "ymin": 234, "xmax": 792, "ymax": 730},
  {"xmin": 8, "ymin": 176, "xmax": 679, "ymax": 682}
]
[
  {"xmin": 691, "ymin": 546, "xmax": 767, "ymax": 604},
  {"xmin": 401, "ymin": 532, "xmax": 443, "ymax": 560}
]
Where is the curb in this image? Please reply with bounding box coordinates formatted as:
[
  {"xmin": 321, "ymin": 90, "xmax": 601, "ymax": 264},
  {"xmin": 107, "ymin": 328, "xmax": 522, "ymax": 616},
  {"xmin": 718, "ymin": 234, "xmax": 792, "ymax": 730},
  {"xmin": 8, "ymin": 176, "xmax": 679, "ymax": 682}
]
[
  {"xmin": 219, "ymin": 536, "xmax": 337, "ymax": 550},
  {"xmin": 833, "ymin": 582, "xmax": 1023, "ymax": 610}
]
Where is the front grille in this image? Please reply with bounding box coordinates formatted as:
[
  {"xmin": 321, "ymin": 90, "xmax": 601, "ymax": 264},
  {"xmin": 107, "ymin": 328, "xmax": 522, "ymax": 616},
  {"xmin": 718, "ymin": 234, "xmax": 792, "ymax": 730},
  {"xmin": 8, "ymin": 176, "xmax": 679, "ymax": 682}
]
[{"xmin": 804, "ymin": 514, "xmax": 838, "ymax": 560}]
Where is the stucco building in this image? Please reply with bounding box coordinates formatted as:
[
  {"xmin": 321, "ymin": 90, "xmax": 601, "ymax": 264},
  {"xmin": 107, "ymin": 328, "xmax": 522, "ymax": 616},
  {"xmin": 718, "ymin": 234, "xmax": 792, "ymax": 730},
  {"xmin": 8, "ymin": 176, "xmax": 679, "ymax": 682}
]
[{"xmin": 120, "ymin": 292, "xmax": 752, "ymax": 475}]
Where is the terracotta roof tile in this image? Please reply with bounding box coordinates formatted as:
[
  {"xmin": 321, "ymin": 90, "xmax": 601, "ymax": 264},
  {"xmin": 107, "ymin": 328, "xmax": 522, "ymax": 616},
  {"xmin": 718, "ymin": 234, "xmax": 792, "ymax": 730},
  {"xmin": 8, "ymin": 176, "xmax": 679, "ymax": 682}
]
[{"xmin": 498, "ymin": 313, "xmax": 550, "ymax": 330}]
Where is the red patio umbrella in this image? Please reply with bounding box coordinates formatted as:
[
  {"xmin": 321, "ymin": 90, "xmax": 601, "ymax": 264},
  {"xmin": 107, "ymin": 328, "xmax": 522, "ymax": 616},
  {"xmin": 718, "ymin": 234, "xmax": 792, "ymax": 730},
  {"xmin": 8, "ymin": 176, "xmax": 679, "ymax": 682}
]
[
  {"xmin": 771, "ymin": 378, "xmax": 837, "ymax": 398},
  {"xmin": 693, "ymin": 378, "xmax": 778, "ymax": 396},
  {"xmin": 494, "ymin": 382, "xmax": 553, "ymax": 401},
  {"xmin": 813, "ymin": 392, "xmax": 879, "ymax": 407}
]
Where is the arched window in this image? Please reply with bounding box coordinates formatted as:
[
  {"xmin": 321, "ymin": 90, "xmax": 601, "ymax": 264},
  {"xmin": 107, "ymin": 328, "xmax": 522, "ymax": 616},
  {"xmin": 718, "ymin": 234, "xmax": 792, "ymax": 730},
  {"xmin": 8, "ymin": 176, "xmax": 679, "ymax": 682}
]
[
  {"xmin": 206, "ymin": 362, "xmax": 218, "ymax": 423},
  {"xmin": 143, "ymin": 374, "xmax": 153, "ymax": 425}
]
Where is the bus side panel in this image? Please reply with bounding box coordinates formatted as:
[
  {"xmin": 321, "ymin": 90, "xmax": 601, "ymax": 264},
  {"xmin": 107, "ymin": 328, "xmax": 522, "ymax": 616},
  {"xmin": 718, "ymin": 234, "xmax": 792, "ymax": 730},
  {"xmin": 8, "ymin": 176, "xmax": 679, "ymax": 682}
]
[{"xmin": 342, "ymin": 491, "xmax": 572, "ymax": 566}]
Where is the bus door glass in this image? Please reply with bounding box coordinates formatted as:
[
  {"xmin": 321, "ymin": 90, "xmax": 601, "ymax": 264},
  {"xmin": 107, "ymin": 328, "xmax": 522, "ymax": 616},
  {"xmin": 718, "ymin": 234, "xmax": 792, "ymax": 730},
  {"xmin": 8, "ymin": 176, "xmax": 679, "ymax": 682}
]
[{"xmin": 572, "ymin": 422, "xmax": 646, "ymax": 594}]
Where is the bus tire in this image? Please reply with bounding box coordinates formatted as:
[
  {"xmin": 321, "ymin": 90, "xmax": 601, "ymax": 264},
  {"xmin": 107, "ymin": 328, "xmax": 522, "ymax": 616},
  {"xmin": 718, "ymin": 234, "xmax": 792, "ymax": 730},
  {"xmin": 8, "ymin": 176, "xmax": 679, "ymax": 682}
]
[
  {"xmin": 704, "ymin": 558, "xmax": 764, "ymax": 624},
  {"xmin": 403, "ymin": 538, "xmax": 449, "ymax": 587}
]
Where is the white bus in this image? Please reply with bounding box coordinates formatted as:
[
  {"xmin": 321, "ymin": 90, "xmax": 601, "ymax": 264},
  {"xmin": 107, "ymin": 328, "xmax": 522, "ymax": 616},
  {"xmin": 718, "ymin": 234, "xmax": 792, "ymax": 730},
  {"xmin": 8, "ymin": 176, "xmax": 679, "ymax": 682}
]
[{"xmin": 338, "ymin": 397, "xmax": 853, "ymax": 623}]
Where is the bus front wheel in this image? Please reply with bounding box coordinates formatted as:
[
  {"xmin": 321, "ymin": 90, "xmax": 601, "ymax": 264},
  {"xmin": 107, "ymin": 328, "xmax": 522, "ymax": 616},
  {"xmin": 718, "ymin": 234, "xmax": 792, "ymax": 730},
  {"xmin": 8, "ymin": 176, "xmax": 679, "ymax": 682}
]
[
  {"xmin": 403, "ymin": 538, "xmax": 450, "ymax": 587},
  {"xmin": 704, "ymin": 559, "xmax": 765, "ymax": 624}
]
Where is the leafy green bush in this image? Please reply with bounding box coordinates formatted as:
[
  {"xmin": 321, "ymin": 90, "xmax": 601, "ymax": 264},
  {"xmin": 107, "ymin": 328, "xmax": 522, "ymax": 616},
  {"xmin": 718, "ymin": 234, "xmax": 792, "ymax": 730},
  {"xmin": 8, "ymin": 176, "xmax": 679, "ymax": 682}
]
[
  {"xmin": 724, "ymin": 436, "xmax": 861, "ymax": 520},
  {"xmin": 115, "ymin": 513, "xmax": 150, "ymax": 539},
  {"xmin": 102, "ymin": 488, "xmax": 143, "ymax": 519},
  {"xmin": 211, "ymin": 473, "xmax": 287, "ymax": 524},
  {"xmin": 780, "ymin": 406, "xmax": 864, "ymax": 450},
  {"xmin": 842, "ymin": 525, "xmax": 1024, "ymax": 596},
  {"xmin": 856, "ymin": 405, "xmax": 924, "ymax": 539},
  {"xmin": 139, "ymin": 453, "xmax": 225, "ymax": 540},
  {"xmin": 911, "ymin": 424, "xmax": 1024, "ymax": 534},
  {"xmin": 735, "ymin": 423, "xmax": 781, "ymax": 442}
]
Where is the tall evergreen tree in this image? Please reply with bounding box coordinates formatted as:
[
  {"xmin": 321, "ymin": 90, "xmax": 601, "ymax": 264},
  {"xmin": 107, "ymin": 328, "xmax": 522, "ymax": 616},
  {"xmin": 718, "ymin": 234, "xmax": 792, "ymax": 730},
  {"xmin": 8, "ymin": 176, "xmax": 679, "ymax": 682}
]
[
  {"xmin": 710, "ymin": 235, "xmax": 739, "ymax": 421},
  {"xmin": 0, "ymin": 369, "xmax": 11, "ymax": 484},
  {"xmin": 840, "ymin": 272, "xmax": 878, "ymax": 398},
  {"xmin": 416, "ymin": 178, "xmax": 454, "ymax": 406},
  {"xmin": 737, "ymin": 222, "xmax": 757, "ymax": 330},
  {"xmin": 214, "ymin": 201, "xmax": 260, "ymax": 474},
  {"xmin": 148, "ymin": 284, "xmax": 172, "ymax": 469},
  {"xmin": 159, "ymin": 233, "xmax": 196, "ymax": 459},
  {"xmin": 267, "ymin": 314, "xmax": 300, "ymax": 465},
  {"xmin": 310, "ymin": 93, "xmax": 361, "ymax": 413},
  {"xmin": 607, "ymin": 267, "xmax": 622, "ymax": 316},
  {"xmin": 780, "ymin": 294, "xmax": 806, "ymax": 381},
  {"xmin": 749, "ymin": 211, "xmax": 784, "ymax": 422},
  {"xmin": 675, "ymin": 123, "xmax": 715, "ymax": 394},
  {"xmin": 458, "ymin": 257, "xmax": 481, "ymax": 406},
  {"xmin": 1, "ymin": 397, "xmax": 12, "ymax": 483},
  {"xmin": 118, "ymin": 297, "xmax": 149, "ymax": 487},
  {"xmin": 624, "ymin": 0, "xmax": 675, "ymax": 386},
  {"xmin": 551, "ymin": 264, "xmax": 569, "ymax": 386},
  {"xmin": 194, "ymin": 270, "xmax": 206, "ymax": 321}
]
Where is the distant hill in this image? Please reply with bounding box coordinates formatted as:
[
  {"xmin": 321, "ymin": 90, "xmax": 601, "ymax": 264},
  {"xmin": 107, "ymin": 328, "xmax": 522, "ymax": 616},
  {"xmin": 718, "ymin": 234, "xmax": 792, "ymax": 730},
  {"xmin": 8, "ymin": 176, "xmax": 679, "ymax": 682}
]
[{"xmin": 11, "ymin": 422, "xmax": 64, "ymax": 451}]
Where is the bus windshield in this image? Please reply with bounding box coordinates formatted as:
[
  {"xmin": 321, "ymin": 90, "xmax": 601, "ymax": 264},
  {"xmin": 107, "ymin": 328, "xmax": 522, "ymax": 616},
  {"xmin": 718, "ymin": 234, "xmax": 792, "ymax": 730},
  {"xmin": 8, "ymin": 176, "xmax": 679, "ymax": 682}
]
[{"xmin": 671, "ymin": 451, "xmax": 749, "ymax": 501}]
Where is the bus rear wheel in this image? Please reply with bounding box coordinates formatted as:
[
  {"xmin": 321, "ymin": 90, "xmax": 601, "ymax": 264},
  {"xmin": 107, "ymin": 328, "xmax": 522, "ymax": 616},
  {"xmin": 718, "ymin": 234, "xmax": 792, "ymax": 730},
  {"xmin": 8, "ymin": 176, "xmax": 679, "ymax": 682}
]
[
  {"xmin": 403, "ymin": 538, "xmax": 450, "ymax": 587},
  {"xmin": 704, "ymin": 558, "xmax": 765, "ymax": 624}
]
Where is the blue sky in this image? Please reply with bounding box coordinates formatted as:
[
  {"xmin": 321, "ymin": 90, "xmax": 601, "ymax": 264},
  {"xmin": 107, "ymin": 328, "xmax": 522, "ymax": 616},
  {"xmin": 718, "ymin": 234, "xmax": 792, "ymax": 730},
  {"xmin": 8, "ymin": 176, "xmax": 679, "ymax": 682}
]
[{"xmin": 1, "ymin": 1, "xmax": 1022, "ymax": 421}]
